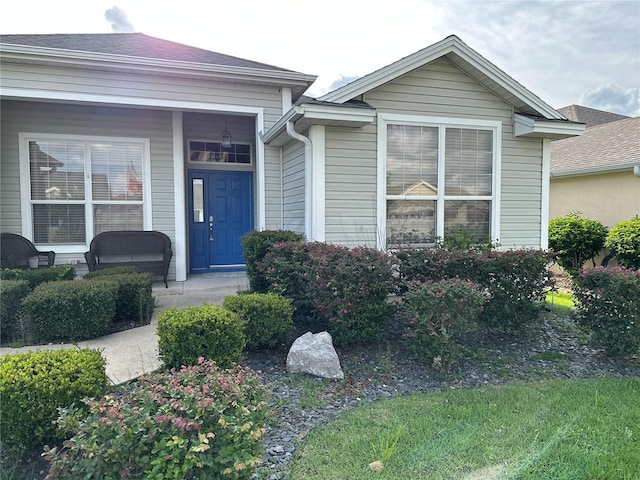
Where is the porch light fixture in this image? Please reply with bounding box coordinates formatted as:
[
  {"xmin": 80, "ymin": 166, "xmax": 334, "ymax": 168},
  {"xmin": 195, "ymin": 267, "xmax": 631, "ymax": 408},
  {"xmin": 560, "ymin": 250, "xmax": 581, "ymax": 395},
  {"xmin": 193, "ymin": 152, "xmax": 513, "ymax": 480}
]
[{"xmin": 221, "ymin": 117, "xmax": 232, "ymax": 149}]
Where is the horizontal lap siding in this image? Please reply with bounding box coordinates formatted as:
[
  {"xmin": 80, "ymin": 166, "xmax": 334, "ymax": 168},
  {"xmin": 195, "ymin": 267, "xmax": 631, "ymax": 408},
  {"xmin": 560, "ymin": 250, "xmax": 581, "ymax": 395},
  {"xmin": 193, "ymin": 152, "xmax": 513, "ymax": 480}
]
[
  {"xmin": 325, "ymin": 126, "xmax": 378, "ymax": 247},
  {"xmin": 282, "ymin": 141, "xmax": 305, "ymax": 234},
  {"xmin": 0, "ymin": 100, "xmax": 177, "ymax": 277},
  {"xmin": 361, "ymin": 57, "xmax": 544, "ymax": 248}
]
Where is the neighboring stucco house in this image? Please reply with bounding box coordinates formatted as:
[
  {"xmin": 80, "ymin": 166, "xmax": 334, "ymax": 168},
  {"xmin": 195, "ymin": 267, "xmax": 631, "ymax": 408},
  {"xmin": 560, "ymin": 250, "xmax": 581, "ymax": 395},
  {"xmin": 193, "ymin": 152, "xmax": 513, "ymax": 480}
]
[
  {"xmin": 1, "ymin": 33, "xmax": 583, "ymax": 282},
  {"xmin": 550, "ymin": 105, "xmax": 640, "ymax": 228}
]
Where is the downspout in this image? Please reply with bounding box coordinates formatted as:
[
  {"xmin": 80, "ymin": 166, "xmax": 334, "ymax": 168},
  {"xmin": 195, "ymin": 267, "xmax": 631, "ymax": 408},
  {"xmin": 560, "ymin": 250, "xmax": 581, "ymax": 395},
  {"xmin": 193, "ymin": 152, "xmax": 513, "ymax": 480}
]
[
  {"xmin": 280, "ymin": 148, "xmax": 284, "ymax": 227},
  {"xmin": 286, "ymin": 120, "xmax": 313, "ymax": 240}
]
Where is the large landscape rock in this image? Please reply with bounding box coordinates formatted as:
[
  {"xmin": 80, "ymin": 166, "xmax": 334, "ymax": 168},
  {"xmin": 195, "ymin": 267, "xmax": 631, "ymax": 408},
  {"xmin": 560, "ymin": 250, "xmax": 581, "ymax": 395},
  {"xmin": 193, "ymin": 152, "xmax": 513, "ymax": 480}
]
[{"xmin": 286, "ymin": 331, "xmax": 344, "ymax": 379}]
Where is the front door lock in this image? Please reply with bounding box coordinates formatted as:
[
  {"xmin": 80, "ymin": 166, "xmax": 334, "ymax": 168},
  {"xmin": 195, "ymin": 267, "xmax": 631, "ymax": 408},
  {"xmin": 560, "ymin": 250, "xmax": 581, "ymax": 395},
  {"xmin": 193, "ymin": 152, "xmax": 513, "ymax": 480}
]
[{"xmin": 209, "ymin": 216, "xmax": 215, "ymax": 242}]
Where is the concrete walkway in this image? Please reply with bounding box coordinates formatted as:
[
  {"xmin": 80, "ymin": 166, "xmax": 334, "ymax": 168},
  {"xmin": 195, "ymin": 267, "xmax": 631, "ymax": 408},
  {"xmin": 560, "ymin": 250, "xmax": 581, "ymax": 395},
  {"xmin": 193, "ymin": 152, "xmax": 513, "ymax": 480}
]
[{"xmin": 0, "ymin": 272, "xmax": 249, "ymax": 385}]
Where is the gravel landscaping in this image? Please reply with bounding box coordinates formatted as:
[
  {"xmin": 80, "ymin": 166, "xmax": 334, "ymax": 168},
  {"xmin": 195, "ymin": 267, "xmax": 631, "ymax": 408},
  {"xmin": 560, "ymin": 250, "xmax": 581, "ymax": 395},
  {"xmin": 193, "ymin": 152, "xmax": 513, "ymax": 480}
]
[{"xmin": 244, "ymin": 312, "xmax": 640, "ymax": 480}]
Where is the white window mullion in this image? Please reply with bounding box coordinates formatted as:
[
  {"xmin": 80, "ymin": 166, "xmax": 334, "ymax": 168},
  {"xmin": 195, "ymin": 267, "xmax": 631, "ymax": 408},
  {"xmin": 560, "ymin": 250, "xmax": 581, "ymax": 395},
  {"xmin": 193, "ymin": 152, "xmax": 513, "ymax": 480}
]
[
  {"xmin": 436, "ymin": 125, "xmax": 446, "ymax": 238},
  {"xmin": 85, "ymin": 142, "xmax": 94, "ymax": 244}
]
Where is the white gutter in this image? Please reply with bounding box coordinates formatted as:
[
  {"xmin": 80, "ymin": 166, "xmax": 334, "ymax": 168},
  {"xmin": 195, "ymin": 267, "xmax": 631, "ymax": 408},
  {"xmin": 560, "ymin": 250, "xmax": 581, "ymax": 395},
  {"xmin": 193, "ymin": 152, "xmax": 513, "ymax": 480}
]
[
  {"xmin": 286, "ymin": 121, "xmax": 313, "ymax": 240},
  {"xmin": 551, "ymin": 163, "xmax": 640, "ymax": 178}
]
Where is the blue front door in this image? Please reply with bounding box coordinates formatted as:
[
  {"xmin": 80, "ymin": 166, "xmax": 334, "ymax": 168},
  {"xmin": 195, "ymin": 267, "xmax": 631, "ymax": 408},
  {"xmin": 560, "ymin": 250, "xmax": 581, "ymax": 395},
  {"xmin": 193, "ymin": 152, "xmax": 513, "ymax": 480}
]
[{"xmin": 188, "ymin": 170, "xmax": 253, "ymax": 272}]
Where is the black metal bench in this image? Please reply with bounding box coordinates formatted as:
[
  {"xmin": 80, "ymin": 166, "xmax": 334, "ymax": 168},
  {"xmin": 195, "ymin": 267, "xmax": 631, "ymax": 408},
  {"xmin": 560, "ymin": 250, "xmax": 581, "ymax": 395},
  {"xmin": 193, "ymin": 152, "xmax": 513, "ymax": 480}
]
[
  {"xmin": 84, "ymin": 231, "xmax": 173, "ymax": 287},
  {"xmin": 0, "ymin": 233, "xmax": 55, "ymax": 269}
]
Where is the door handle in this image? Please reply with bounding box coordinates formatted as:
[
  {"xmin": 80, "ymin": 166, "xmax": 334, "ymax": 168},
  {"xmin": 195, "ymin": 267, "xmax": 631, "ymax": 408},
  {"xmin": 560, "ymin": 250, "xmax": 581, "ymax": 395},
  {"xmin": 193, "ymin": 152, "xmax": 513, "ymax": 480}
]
[{"xmin": 209, "ymin": 216, "xmax": 215, "ymax": 241}]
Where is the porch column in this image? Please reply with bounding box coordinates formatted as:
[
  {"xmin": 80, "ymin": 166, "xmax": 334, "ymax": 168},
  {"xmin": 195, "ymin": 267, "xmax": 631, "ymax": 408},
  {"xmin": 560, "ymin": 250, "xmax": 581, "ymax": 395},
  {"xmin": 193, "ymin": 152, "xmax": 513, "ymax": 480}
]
[{"xmin": 172, "ymin": 111, "xmax": 187, "ymax": 281}]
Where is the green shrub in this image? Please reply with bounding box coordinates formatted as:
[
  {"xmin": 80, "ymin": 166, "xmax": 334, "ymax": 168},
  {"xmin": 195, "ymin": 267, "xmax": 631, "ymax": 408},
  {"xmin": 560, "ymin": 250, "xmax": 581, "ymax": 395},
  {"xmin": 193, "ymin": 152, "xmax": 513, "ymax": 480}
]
[
  {"xmin": 435, "ymin": 228, "xmax": 497, "ymax": 252},
  {"xmin": 396, "ymin": 248, "xmax": 551, "ymax": 330},
  {"xmin": 574, "ymin": 266, "xmax": 640, "ymax": 356},
  {"xmin": 605, "ymin": 217, "xmax": 640, "ymax": 270},
  {"xmin": 45, "ymin": 360, "xmax": 268, "ymax": 480},
  {"xmin": 158, "ymin": 304, "xmax": 245, "ymax": 369},
  {"xmin": 223, "ymin": 293, "xmax": 293, "ymax": 350},
  {"xmin": 21, "ymin": 280, "xmax": 117, "ymax": 343},
  {"xmin": 260, "ymin": 242, "xmax": 395, "ymax": 345},
  {"xmin": 0, "ymin": 349, "xmax": 107, "ymax": 451},
  {"xmin": 240, "ymin": 230, "xmax": 305, "ymax": 292},
  {"xmin": 402, "ymin": 279, "xmax": 486, "ymax": 370},
  {"xmin": 0, "ymin": 264, "xmax": 75, "ymax": 289},
  {"xmin": 85, "ymin": 271, "xmax": 154, "ymax": 323},
  {"xmin": 548, "ymin": 213, "xmax": 608, "ymax": 274},
  {"xmin": 0, "ymin": 279, "xmax": 30, "ymax": 343}
]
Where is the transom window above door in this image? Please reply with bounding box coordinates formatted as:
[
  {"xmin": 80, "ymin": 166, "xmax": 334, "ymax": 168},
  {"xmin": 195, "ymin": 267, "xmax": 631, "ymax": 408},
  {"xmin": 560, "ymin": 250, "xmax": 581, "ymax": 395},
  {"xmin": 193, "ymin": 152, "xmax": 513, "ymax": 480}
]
[
  {"xmin": 19, "ymin": 134, "xmax": 151, "ymax": 250},
  {"xmin": 188, "ymin": 140, "xmax": 251, "ymax": 164},
  {"xmin": 380, "ymin": 115, "xmax": 500, "ymax": 249}
]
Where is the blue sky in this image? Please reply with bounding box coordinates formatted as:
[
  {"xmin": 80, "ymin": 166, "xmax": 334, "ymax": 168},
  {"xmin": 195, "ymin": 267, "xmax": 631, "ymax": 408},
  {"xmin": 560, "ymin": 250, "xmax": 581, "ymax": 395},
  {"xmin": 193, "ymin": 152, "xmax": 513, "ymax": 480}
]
[{"xmin": 2, "ymin": 0, "xmax": 639, "ymax": 116}]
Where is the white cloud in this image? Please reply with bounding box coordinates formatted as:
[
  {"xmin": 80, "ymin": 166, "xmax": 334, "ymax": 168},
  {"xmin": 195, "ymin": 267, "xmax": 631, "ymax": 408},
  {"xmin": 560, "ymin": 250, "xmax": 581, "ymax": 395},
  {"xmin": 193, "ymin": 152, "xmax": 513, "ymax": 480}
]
[
  {"xmin": 105, "ymin": 6, "xmax": 135, "ymax": 33},
  {"xmin": 580, "ymin": 83, "xmax": 640, "ymax": 117}
]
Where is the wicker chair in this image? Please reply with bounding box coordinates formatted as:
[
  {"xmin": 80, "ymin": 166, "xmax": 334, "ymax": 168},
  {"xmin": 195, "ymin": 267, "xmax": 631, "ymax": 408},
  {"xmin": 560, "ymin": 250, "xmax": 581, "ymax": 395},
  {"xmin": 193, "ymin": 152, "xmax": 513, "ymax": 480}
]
[{"xmin": 0, "ymin": 233, "xmax": 56, "ymax": 269}]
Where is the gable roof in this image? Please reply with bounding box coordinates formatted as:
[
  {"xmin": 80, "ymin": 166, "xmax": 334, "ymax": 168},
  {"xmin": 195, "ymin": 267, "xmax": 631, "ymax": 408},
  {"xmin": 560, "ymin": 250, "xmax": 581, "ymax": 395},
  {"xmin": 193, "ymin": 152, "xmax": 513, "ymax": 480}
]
[
  {"xmin": 0, "ymin": 33, "xmax": 316, "ymax": 99},
  {"xmin": 320, "ymin": 35, "xmax": 565, "ymax": 120},
  {"xmin": 550, "ymin": 116, "xmax": 640, "ymax": 176},
  {"xmin": 558, "ymin": 104, "xmax": 629, "ymax": 128}
]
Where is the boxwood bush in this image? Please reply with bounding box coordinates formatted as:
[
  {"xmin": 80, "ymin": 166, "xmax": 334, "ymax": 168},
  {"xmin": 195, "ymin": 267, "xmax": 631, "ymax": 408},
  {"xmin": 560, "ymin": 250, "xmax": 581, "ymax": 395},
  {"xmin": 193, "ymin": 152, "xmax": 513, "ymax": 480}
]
[
  {"xmin": 158, "ymin": 304, "xmax": 245, "ymax": 369},
  {"xmin": 0, "ymin": 279, "xmax": 30, "ymax": 343},
  {"xmin": 223, "ymin": 293, "xmax": 293, "ymax": 350},
  {"xmin": 84, "ymin": 270, "xmax": 154, "ymax": 323},
  {"xmin": 605, "ymin": 217, "xmax": 640, "ymax": 270},
  {"xmin": 240, "ymin": 230, "xmax": 305, "ymax": 292},
  {"xmin": 20, "ymin": 280, "xmax": 117, "ymax": 343},
  {"xmin": 45, "ymin": 360, "xmax": 268, "ymax": 480},
  {"xmin": 574, "ymin": 266, "xmax": 640, "ymax": 356},
  {"xmin": 259, "ymin": 241, "xmax": 395, "ymax": 345},
  {"xmin": 0, "ymin": 349, "xmax": 107, "ymax": 450},
  {"xmin": 0, "ymin": 264, "xmax": 75, "ymax": 289}
]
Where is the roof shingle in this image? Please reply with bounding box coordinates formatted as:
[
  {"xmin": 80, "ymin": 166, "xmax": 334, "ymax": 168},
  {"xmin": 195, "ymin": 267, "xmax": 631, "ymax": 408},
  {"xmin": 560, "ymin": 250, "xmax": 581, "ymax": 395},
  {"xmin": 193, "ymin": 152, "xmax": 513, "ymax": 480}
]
[
  {"xmin": 550, "ymin": 116, "xmax": 639, "ymax": 174},
  {"xmin": 558, "ymin": 104, "xmax": 629, "ymax": 128},
  {"xmin": 0, "ymin": 33, "xmax": 296, "ymax": 73}
]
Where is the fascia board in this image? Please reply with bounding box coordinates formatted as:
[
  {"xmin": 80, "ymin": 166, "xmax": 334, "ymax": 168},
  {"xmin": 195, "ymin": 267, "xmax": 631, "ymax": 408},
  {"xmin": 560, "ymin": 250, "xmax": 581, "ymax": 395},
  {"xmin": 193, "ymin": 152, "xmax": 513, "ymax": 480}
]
[
  {"xmin": 514, "ymin": 114, "xmax": 585, "ymax": 139},
  {"xmin": 261, "ymin": 106, "xmax": 304, "ymax": 145},
  {"xmin": 551, "ymin": 163, "xmax": 638, "ymax": 178},
  {"xmin": 300, "ymin": 104, "xmax": 376, "ymax": 123},
  {"xmin": 0, "ymin": 43, "xmax": 317, "ymax": 88},
  {"xmin": 320, "ymin": 37, "xmax": 455, "ymax": 103},
  {"xmin": 320, "ymin": 36, "xmax": 563, "ymax": 120}
]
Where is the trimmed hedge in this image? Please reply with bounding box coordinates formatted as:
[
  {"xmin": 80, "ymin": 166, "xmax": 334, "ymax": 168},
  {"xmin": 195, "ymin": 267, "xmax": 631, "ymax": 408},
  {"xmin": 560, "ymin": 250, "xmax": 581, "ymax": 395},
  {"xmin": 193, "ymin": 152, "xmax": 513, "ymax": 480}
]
[
  {"xmin": 84, "ymin": 270, "xmax": 154, "ymax": 323},
  {"xmin": 158, "ymin": 304, "xmax": 245, "ymax": 369},
  {"xmin": 241, "ymin": 230, "xmax": 305, "ymax": 292},
  {"xmin": 21, "ymin": 280, "xmax": 117, "ymax": 343},
  {"xmin": 0, "ymin": 349, "xmax": 107, "ymax": 450},
  {"xmin": 0, "ymin": 264, "xmax": 75, "ymax": 289},
  {"xmin": 396, "ymin": 248, "xmax": 551, "ymax": 330},
  {"xmin": 259, "ymin": 242, "xmax": 395, "ymax": 345},
  {"xmin": 223, "ymin": 293, "xmax": 293, "ymax": 350},
  {"xmin": 548, "ymin": 213, "xmax": 608, "ymax": 273},
  {"xmin": 0, "ymin": 279, "xmax": 30, "ymax": 343}
]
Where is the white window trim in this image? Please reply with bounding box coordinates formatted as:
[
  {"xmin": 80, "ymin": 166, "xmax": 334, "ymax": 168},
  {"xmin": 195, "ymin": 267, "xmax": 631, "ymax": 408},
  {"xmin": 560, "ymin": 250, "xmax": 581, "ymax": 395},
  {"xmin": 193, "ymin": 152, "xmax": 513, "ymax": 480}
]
[
  {"xmin": 376, "ymin": 113, "xmax": 502, "ymax": 250},
  {"xmin": 19, "ymin": 132, "xmax": 152, "ymax": 254}
]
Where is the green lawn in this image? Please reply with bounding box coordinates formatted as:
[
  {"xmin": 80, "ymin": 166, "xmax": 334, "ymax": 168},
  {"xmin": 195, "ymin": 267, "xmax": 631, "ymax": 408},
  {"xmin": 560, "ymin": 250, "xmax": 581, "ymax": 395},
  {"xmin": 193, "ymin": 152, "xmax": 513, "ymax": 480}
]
[
  {"xmin": 287, "ymin": 378, "xmax": 640, "ymax": 480},
  {"xmin": 545, "ymin": 291, "xmax": 576, "ymax": 315}
]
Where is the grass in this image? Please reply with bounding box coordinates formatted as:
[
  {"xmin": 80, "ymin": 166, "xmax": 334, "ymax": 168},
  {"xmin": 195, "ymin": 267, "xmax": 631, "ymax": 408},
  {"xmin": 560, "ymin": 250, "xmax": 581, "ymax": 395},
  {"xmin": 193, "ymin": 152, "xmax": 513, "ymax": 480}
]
[
  {"xmin": 287, "ymin": 378, "xmax": 640, "ymax": 480},
  {"xmin": 545, "ymin": 291, "xmax": 576, "ymax": 315}
]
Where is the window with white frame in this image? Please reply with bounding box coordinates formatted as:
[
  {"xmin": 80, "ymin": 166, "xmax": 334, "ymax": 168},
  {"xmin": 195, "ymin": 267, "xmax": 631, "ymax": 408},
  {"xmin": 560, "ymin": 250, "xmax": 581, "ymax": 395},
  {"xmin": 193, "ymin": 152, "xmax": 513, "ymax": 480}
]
[
  {"xmin": 23, "ymin": 135, "xmax": 149, "ymax": 247},
  {"xmin": 383, "ymin": 117, "xmax": 498, "ymax": 248}
]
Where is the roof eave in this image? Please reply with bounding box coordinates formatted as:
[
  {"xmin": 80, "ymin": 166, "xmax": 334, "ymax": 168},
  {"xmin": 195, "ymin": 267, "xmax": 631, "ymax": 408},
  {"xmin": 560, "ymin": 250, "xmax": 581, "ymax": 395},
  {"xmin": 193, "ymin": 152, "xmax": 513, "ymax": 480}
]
[
  {"xmin": 514, "ymin": 114, "xmax": 585, "ymax": 140},
  {"xmin": 0, "ymin": 43, "xmax": 317, "ymax": 98},
  {"xmin": 262, "ymin": 103, "xmax": 376, "ymax": 146},
  {"xmin": 551, "ymin": 163, "xmax": 640, "ymax": 178},
  {"xmin": 319, "ymin": 35, "xmax": 564, "ymax": 120}
]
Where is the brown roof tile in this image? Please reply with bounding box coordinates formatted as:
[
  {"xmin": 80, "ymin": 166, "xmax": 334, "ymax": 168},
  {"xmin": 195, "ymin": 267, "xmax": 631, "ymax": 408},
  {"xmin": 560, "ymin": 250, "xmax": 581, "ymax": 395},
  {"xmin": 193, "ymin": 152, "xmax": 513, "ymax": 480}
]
[
  {"xmin": 550, "ymin": 116, "xmax": 639, "ymax": 174},
  {"xmin": 558, "ymin": 104, "xmax": 629, "ymax": 127}
]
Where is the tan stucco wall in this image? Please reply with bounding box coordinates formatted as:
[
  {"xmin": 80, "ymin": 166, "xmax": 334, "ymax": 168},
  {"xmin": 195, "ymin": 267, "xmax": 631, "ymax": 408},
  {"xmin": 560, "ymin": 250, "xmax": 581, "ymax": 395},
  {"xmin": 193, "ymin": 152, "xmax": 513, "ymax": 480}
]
[{"xmin": 550, "ymin": 170, "xmax": 640, "ymax": 228}]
